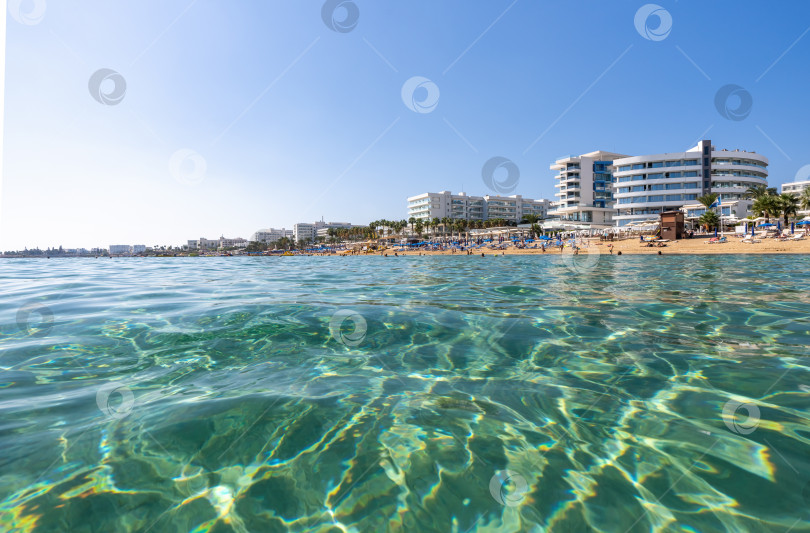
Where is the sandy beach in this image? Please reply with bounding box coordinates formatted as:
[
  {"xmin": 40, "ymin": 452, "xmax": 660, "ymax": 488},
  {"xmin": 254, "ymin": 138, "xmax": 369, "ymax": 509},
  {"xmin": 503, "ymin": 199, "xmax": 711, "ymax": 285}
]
[{"xmin": 374, "ymin": 234, "xmax": 810, "ymax": 256}]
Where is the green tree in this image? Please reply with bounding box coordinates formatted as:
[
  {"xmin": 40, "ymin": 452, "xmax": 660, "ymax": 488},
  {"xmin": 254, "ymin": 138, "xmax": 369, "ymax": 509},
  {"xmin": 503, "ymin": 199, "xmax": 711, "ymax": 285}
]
[
  {"xmin": 699, "ymin": 210, "xmax": 720, "ymax": 230},
  {"xmin": 778, "ymin": 193, "xmax": 799, "ymax": 225},
  {"xmin": 697, "ymin": 193, "xmax": 719, "ymax": 209},
  {"xmin": 745, "ymin": 184, "xmax": 777, "ymax": 200},
  {"xmin": 752, "ymin": 194, "xmax": 779, "ymax": 223}
]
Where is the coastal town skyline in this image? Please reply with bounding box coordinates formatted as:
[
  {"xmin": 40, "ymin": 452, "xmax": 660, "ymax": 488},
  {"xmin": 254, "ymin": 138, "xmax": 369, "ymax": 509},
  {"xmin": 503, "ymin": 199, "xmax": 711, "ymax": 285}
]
[{"xmin": 4, "ymin": 1, "xmax": 810, "ymax": 250}]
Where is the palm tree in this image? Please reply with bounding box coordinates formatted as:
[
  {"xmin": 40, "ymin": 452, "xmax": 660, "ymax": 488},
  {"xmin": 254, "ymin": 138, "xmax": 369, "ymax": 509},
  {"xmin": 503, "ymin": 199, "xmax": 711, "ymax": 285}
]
[
  {"xmin": 749, "ymin": 185, "xmax": 779, "ymax": 198},
  {"xmin": 752, "ymin": 194, "xmax": 779, "ymax": 223},
  {"xmin": 697, "ymin": 193, "xmax": 719, "ymax": 209},
  {"xmin": 522, "ymin": 214, "xmax": 539, "ymax": 225},
  {"xmin": 799, "ymin": 188, "xmax": 810, "ymax": 211},
  {"xmin": 408, "ymin": 217, "xmax": 416, "ymax": 233},
  {"xmin": 440, "ymin": 217, "xmax": 450, "ymax": 236},
  {"xmin": 778, "ymin": 193, "xmax": 799, "ymax": 225},
  {"xmin": 414, "ymin": 219, "xmax": 424, "ymax": 236},
  {"xmin": 699, "ymin": 210, "xmax": 720, "ymax": 231}
]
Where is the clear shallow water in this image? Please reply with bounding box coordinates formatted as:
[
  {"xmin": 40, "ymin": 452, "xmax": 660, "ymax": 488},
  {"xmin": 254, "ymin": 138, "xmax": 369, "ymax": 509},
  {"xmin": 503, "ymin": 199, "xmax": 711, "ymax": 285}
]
[{"xmin": 1, "ymin": 255, "xmax": 809, "ymax": 532}]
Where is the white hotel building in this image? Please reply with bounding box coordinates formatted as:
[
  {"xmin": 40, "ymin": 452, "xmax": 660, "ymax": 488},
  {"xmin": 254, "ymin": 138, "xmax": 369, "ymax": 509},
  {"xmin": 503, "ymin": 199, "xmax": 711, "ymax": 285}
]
[
  {"xmin": 550, "ymin": 150, "xmax": 628, "ymax": 226},
  {"xmin": 612, "ymin": 140, "xmax": 769, "ymax": 226},
  {"xmin": 407, "ymin": 191, "xmax": 550, "ymax": 224},
  {"xmin": 250, "ymin": 228, "xmax": 293, "ymax": 244},
  {"xmin": 782, "ymin": 180, "xmax": 810, "ymax": 197},
  {"xmin": 294, "ymin": 221, "xmax": 354, "ymax": 242}
]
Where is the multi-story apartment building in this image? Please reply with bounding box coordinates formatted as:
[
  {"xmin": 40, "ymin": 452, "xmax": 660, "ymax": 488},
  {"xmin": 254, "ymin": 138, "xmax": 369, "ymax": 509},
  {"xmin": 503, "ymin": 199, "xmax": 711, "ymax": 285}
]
[
  {"xmin": 188, "ymin": 236, "xmax": 247, "ymax": 251},
  {"xmin": 612, "ymin": 140, "xmax": 769, "ymax": 226},
  {"xmin": 294, "ymin": 221, "xmax": 355, "ymax": 242},
  {"xmin": 315, "ymin": 223, "xmax": 353, "ymax": 239},
  {"xmin": 109, "ymin": 245, "xmax": 131, "ymax": 255},
  {"xmin": 293, "ymin": 223, "xmax": 317, "ymax": 243},
  {"xmin": 250, "ymin": 228, "xmax": 293, "ymax": 244},
  {"xmin": 549, "ymin": 150, "xmax": 628, "ymax": 226},
  {"xmin": 407, "ymin": 191, "xmax": 549, "ymax": 223}
]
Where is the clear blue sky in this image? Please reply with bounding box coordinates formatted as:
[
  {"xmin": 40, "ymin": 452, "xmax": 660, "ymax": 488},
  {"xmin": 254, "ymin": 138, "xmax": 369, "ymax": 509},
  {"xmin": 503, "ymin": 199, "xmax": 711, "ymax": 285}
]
[{"xmin": 3, "ymin": 0, "xmax": 810, "ymax": 249}]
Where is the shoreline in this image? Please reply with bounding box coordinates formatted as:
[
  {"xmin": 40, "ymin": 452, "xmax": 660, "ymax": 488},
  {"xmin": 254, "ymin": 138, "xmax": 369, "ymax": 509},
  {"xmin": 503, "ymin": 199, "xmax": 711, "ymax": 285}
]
[{"xmin": 5, "ymin": 238, "xmax": 810, "ymax": 257}]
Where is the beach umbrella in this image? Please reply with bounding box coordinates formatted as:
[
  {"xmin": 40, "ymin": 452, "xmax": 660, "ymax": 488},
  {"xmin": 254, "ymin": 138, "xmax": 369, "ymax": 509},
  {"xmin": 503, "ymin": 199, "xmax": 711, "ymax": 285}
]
[
  {"xmin": 714, "ymin": 227, "xmax": 718, "ymax": 237},
  {"xmin": 751, "ymin": 225, "xmax": 755, "ymax": 236},
  {"xmin": 757, "ymin": 223, "xmax": 774, "ymax": 228},
  {"xmin": 797, "ymin": 220, "xmax": 810, "ymax": 226},
  {"xmin": 791, "ymin": 222, "xmax": 795, "ymax": 234},
  {"xmin": 777, "ymin": 221, "xmax": 782, "ymax": 230}
]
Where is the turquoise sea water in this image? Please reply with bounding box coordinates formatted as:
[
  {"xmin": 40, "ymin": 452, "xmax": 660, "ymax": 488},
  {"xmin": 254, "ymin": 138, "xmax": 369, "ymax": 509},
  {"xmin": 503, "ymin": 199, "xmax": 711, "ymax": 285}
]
[{"xmin": 1, "ymin": 255, "xmax": 809, "ymax": 532}]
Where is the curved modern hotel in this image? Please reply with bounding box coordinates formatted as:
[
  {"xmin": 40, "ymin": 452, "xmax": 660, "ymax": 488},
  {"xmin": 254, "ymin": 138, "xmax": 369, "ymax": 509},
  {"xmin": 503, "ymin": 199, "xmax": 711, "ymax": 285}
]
[{"xmin": 612, "ymin": 140, "xmax": 769, "ymax": 227}]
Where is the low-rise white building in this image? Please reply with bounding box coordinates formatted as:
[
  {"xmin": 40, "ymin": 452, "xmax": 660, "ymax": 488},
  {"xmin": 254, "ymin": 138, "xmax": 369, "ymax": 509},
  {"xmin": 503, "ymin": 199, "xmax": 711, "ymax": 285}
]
[
  {"xmin": 782, "ymin": 180, "xmax": 810, "ymax": 197},
  {"xmin": 681, "ymin": 200, "xmax": 752, "ymax": 223},
  {"xmin": 133, "ymin": 245, "xmax": 146, "ymax": 253},
  {"xmin": 316, "ymin": 223, "xmax": 353, "ymax": 238}
]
